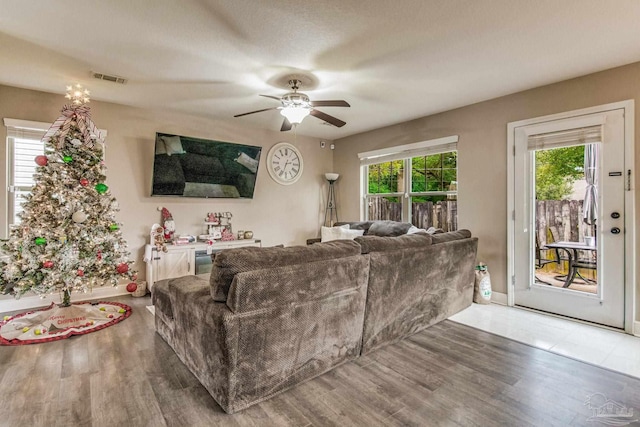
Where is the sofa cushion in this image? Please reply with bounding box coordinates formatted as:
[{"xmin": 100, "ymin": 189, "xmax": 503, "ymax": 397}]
[
  {"xmin": 355, "ymin": 233, "xmax": 432, "ymax": 254},
  {"xmin": 430, "ymin": 229, "xmax": 472, "ymax": 244},
  {"xmin": 367, "ymin": 220, "xmax": 413, "ymax": 237},
  {"xmin": 160, "ymin": 135, "xmax": 186, "ymax": 155},
  {"xmin": 210, "ymin": 239, "xmax": 362, "ymax": 302}
]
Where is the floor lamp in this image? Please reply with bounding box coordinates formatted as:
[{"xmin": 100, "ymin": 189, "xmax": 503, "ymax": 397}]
[{"xmin": 324, "ymin": 173, "xmax": 339, "ymax": 226}]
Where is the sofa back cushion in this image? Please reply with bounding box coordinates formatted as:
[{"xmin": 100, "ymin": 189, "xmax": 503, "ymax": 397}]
[
  {"xmin": 430, "ymin": 229, "xmax": 472, "ymax": 244},
  {"xmin": 210, "ymin": 239, "xmax": 362, "ymax": 302},
  {"xmin": 355, "ymin": 233, "xmax": 432, "ymax": 254}
]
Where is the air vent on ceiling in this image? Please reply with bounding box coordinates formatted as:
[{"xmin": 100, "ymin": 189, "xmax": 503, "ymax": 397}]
[{"xmin": 91, "ymin": 71, "xmax": 127, "ymax": 84}]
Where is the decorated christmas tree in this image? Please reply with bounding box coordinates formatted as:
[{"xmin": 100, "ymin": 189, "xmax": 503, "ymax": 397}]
[{"xmin": 0, "ymin": 85, "xmax": 136, "ymax": 307}]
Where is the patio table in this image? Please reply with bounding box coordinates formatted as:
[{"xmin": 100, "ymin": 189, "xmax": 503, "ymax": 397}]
[{"xmin": 544, "ymin": 241, "xmax": 597, "ymax": 288}]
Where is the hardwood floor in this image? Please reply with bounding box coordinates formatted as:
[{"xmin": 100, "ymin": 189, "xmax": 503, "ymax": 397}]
[{"xmin": 1, "ymin": 295, "xmax": 639, "ymax": 426}]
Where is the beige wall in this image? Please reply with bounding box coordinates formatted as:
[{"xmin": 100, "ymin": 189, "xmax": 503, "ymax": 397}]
[
  {"xmin": 334, "ymin": 62, "xmax": 640, "ymax": 308},
  {"xmin": 0, "ymin": 85, "xmax": 333, "ymax": 279}
]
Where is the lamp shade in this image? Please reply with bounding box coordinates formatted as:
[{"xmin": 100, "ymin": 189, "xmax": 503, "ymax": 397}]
[
  {"xmin": 280, "ymin": 107, "xmax": 311, "ymax": 124},
  {"xmin": 325, "ymin": 173, "xmax": 339, "ymax": 181}
]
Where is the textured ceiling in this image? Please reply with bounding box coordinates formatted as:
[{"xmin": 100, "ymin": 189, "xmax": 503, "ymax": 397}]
[{"xmin": 1, "ymin": 0, "xmax": 640, "ymax": 139}]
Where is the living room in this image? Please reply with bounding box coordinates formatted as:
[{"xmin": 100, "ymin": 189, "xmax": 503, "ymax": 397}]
[{"xmin": 1, "ymin": 1, "xmax": 640, "ymax": 425}]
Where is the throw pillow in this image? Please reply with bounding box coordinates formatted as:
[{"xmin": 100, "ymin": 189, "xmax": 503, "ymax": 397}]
[
  {"xmin": 407, "ymin": 225, "xmax": 428, "ymax": 235},
  {"xmin": 321, "ymin": 225, "xmax": 365, "ymax": 242},
  {"xmin": 155, "ymin": 138, "xmax": 167, "ymax": 155},
  {"xmin": 367, "ymin": 220, "xmax": 413, "ymax": 237},
  {"xmin": 160, "ymin": 135, "xmax": 186, "ymax": 156}
]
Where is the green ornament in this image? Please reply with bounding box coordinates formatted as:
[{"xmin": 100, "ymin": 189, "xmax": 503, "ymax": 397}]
[
  {"xmin": 109, "ymin": 223, "xmax": 119, "ymax": 231},
  {"xmin": 63, "ymin": 155, "xmax": 73, "ymax": 163},
  {"xmin": 34, "ymin": 237, "xmax": 46, "ymax": 246},
  {"xmin": 95, "ymin": 183, "xmax": 108, "ymax": 194}
]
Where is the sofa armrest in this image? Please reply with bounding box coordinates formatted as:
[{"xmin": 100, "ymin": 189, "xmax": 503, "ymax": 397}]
[
  {"xmin": 306, "ymin": 238, "xmax": 321, "ymax": 245},
  {"xmin": 226, "ymin": 255, "xmax": 369, "ymax": 313}
]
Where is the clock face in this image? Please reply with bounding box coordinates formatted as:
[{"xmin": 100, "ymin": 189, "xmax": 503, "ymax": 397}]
[{"xmin": 267, "ymin": 143, "xmax": 304, "ymax": 185}]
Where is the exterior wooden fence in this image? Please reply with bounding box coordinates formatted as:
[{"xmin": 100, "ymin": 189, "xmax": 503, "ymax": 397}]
[
  {"xmin": 367, "ymin": 197, "xmax": 457, "ymax": 231},
  {"xmin": 536, "ymin": 199, "xmax": 596, "ymax": 280}
]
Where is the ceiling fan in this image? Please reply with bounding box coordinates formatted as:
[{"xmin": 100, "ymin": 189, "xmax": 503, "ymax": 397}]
[{"xmin": 234, "ymin": 79, "xmax": 350, "ymax": 131}]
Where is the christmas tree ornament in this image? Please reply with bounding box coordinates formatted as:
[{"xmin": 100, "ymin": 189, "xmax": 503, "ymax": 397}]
[
  {"xmin": 34, "ymin": 237, "xmax": 47, "ymax": 246},
  {"xmin": 95, "ymin": 183, "xmax": 108, "ymax": 194},
  {"xmin": 72, "ymin": 211, "xmax": 87, "ymax": 223},
  {"xmin": 22, "ymin": 327, "xmax": 29, "ymax": 333},
  {"xmin": 63, "ymin": 155, "xmax": 73, "ymax": 163},
  {"xmin": 43, "ymin": 261, "xmax": 54, "ymax": 269},
  {"xmin": 35, "ymin": 155, "xmax": 48, "ymax": 166},
  {"xmin": 79, "ymin": 178, "xmax": 89, "ymax": 187},
  {"xmin": 116, "ymin": 263, "xmax": 129, "ymax": 274},
  {"xmin": 97, "ymin": 250, "xmax": 102, "ymax": 260},
  {"xmin": 126, "ymin": 283, "xmax": 137, "ymax": 293},
  {"xmin": 77, "ymin": 269, "xmax": 84, "ymax": 277},
  {"xmin": 71, "ymin": 138, "xmax": 82, "ymax": 146},
  {"xmin": 108, "ymin": 223, "xmax": 119, "ymax": 231}
]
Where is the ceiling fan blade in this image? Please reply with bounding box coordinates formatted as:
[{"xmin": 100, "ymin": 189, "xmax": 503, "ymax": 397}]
[
  {"xmin": 310, "ymin": 100, "xmax": 350, "ymax": 108},
  {"xmin": 234, "ymin": 107, "xmax": 279, "ymax": 118},
  {"xmin": 259, "ymin": 94, "xmax": 282, "ymax": 101},
  {"xmin": 310, "ymin": 109, "xmax": 346, "ymax": 128},
  {"xmin": 280, "ymin": 118, "xmax": 293, "ymax": 132}
]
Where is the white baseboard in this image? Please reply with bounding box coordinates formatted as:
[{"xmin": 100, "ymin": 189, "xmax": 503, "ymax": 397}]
[
  {"xmin": 0, "ymin": 284, "xmax": 130, "ymax": 314},
  {"xmin": 634, "ymin": 321, "xmax": 640, "ymax": 337},
  {"xmin": 490, "ymin": 291, "xmax": 508, "ymax": 305}
]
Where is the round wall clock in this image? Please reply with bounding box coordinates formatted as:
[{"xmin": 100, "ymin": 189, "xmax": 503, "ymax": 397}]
[{"xmin": 266, "ymin": 142, "xmax": 304, "ymax": 185}]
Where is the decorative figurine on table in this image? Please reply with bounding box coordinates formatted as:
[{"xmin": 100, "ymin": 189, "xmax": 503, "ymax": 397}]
[
  {"xmin": 150, "ymin": 224, "xmax": 167, "ymax": 252},
  {"xmin": 159, "ymin": 207, "xmax": 175, "ymax": 242},
  {"xmin": 220, "ymin": 228, "xmax": 235, "ymax": 241}
]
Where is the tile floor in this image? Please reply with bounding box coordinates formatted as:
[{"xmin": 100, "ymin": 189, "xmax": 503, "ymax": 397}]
[{"xmin": 449, "ymin": 302, "xmax": 640, "ymax": 379}]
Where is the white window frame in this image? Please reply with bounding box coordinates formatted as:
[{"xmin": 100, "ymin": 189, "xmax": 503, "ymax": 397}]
[
  {"xmin": 358, "ymin": 135, "xmax": 459, "ymax": 223},
  {"xmin": 3, "ymin": 119, "xmax": 50, "ymax": 234}
]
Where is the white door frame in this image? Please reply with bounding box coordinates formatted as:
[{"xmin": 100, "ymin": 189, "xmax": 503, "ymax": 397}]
[{"xmin": 507, "ymin": 100, "xmax": 636, "ymax": 333}]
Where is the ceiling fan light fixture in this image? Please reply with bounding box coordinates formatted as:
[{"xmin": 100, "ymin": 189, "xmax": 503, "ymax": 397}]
[{"xmin": 280, "ymin": 106, "xmax": 311, "ymax": 124}]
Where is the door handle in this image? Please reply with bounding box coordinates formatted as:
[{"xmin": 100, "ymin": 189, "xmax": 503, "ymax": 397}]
[
  {"xmin": 611, "ymin": 227, "xmax": 621, "ymax": 234},
  {"xmin": 611, "ymin": 212, "xmax": 620, "ymax": 219}
]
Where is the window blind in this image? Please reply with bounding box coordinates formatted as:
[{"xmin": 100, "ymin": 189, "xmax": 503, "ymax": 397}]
[
  {"xmin": 358, "ymin": 135, "xmax": 458, "ymax": 166},
  {"xmin": 527, "ymin": 125, "xmax": 602, "ymax": 151}
]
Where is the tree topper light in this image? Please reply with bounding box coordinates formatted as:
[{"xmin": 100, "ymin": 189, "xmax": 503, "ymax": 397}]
[{"xmin": 65, "ymin": 84, "xmax": 90, "ymax": 106}]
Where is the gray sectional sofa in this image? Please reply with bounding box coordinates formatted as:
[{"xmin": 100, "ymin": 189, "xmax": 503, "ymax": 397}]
[{"xmin": 152, "ymin": 223, "xmax": 478, "ymax": 413}]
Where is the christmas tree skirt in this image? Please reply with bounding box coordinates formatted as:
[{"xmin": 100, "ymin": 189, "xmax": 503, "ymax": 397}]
[{"xmin": 0, "ymin": 301, "xmax": 131, "ymax": 345}]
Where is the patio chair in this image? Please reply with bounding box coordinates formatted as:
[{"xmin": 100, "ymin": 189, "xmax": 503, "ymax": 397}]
[{"xmin": 535, "ymin": 233, "xmax": 556, "ymax": 285}]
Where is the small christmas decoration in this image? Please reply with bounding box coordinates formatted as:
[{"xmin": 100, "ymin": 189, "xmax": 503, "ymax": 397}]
[
  {"xmin": 118, "ymin": 308, "xmax": 126, "ymax": 314},
  {"xmin": 34, "ymin": 237, "xmax": 47, "ymax": 246},
  {"xmin": 221, "ymin": 228, "xmax": 235, "ymax": 241},
  {"xmin": 79, "ymin": 178, "xmax": 89, "ymax": 187},
  {"xmin": 160, "ymin": 207, "xmax": 176, "ymax": 241},
  {"xmin": 35, "ymin": 155, "xmax": 48, "ymax": 166},
  {"xmin": 116, "ymin": 263, "xmax": 129, "ymax": 274},
  {"xmin": 77, "ymin": 269, "xmax": 84, "ymax": 277},
  {"xmin": 126, "ymin": 283, "xmax": 137, "ymax": 293},
  {"xmin": 97, "ymin": 250, "xmax": 102, "ymax": 260},
  {"xmin": 22, "ymin": 327, "xmax": 29, "ymax": 333},
  {"xmin": 109, "ymin": 224, "xmax": 119, "ymax": 231},
  {"xmin": 42, "ymin": 261, "xmax": 54, "ymax": 269},
  {"xmin": 71, "ymin": 211, "xmax": 87, "ymax": 223},
  {"xmin": 95, "ymin": 183, "xmax": 108, "ymax": 194},
  {"xmin": 3, "ymin": 316, "xmax": 10, "ymax": 321},
  {"xmin": 71, "ymin": 138, "xmax": 82, "ymax": 146},
  {"xmin": 63, "ymin": 155, "xmax": 73, "ymax": 163}
]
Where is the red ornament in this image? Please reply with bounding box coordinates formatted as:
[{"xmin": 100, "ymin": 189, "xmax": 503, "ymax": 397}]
[
  {"xmin": 77, "ymin": 269, "xmax": 84, "ymax": 277},
  {"xmin": 35, "ymin": 155, "xmax": 48, "ymax": 166},
  {"xmin": 43, "ymin": 261, "xmax": 54, "ymax": 269},
  {"xmin": 126, "ymin": 282, "xmax": 138, "ymax": 293},
  {"xmin": 116, "ymin": 263, "xmax": 129, "ymax": 274},
  {"xmin": 79, "ymin": 178, "xmax": 89, "ymax": 187},
  {"xmin": 97, "ymin": 250, "xmax": 102, "ymax": 260}
]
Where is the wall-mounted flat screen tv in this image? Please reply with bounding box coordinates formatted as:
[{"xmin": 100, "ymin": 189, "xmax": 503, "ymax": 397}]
[{"xmin": 152, "ymin": 133, "xmax": 261, "ymax": 198}]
